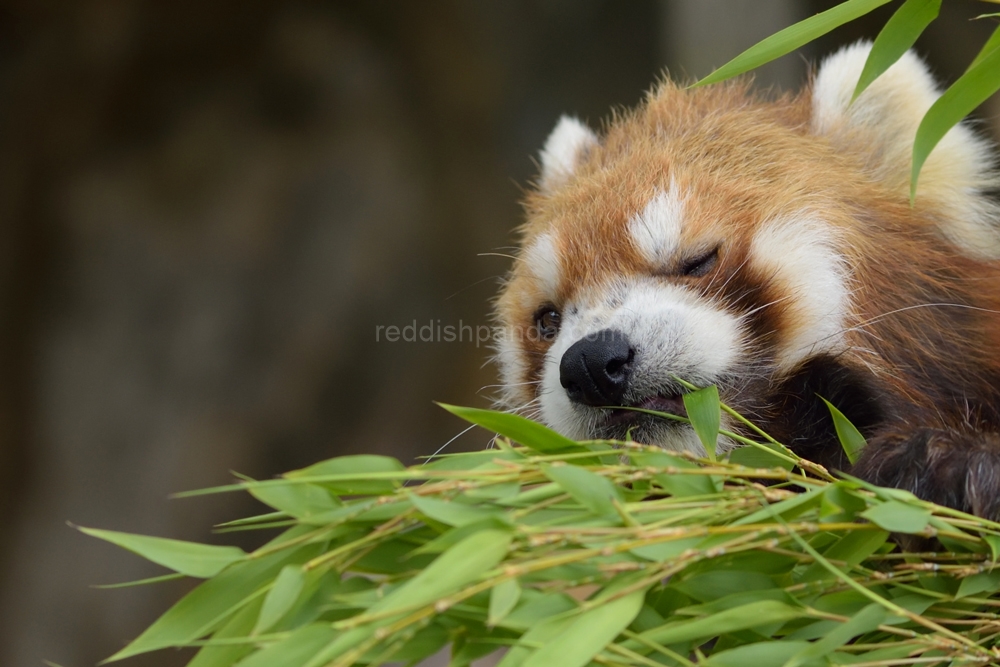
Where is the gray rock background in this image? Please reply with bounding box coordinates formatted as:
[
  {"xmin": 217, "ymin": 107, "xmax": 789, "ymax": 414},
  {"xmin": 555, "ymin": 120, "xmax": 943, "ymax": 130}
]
[{"xmin": 0, "ymin": 1, "xmax": 995, "ymax": 665}]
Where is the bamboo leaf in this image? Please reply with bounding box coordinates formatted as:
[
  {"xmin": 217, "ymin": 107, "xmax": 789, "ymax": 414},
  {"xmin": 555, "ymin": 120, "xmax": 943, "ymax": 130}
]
[
  {"xmin": 519, "ymin": 589, "xmax": 646, "ymax": 667},
  {"xmin": 683, "ymin": 385, "xmax": 721, "ymax": 460},
  {"xmin": 695, "ymin": 0, "xmax": 894, "ymax": 87},
  {"xmin": 187, "ymin": 598, "xmax": 262, "ymax": 667},
  {"xmin": 705, "ymin": 640, "xmax": 814, "ymax": 667},
  {"xmin": 861, "ymin": 499, "xmax": 931, "ymax": 533},
  {"xmin": 285, "ymin": 455, "xmax": 405, "ymax": 495},
  {"xmin": 784, "ymin": 603, "xmax": 887, "ymax": 667},
  {"xmin": 79, "ymin": 526, "xmax": 245, "ymax": 578},
  {"xmin": 967, "ymin": 23, "xmax": 1000, "ymax": 72},
  {"xmin": 371, "ymin": 528, "xmax": 512, "ymax": 616},
  {"xmin": 912, "ymin": 43, "xmax": 1000, "ymax": 199},
  {"xmin": 632, "ymin": 600, "xmax": 804, "ymax": 648},
  {"xmin": 104, "ymin": 544, "xmax": 320, "ymax": 662},
  {"xmin": 247, "ymin": 482, "xmax": 340, "ymax": 521},
  {"xmin": 253, "ymin": 565, "xmax": 306, "ymax": 635},
  {"xmin": 488, "ymin": 578, "xmax": 522, "ymax": 627},
  {"xmin": 541, "ymin": 463, "xmax": 623, "ymax": 517},
  {"xmin": 234, "ymin": 624, "xmax": 337, "ymax": 667},
  {"xmin": 820, "ymin": 397, "xmax": 866, "ymax": 465},
  {"xmin": 853, "ymin": 0, "xmax": 941, "ymax": 101},
  {"xmin": 956, "ymin": 570, "xmax": 1000, "ymax": 599},
  {"xmin": 409, "ymin": 494, "xmax": 505, "ymax": 527},
  {"xmin": 439, "ymin": 403, "xmax": 584, "ymax": 452}
]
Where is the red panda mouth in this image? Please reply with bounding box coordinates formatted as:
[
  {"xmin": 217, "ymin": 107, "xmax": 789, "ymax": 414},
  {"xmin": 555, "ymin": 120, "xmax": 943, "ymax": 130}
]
[{"xmin": 604, "ymin": 394, "xmax": 687, "ymax": 428}]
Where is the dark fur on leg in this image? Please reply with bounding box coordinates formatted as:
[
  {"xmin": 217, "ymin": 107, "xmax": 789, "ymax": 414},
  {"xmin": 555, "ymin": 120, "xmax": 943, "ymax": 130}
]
[{"xmin": 852, "ymin": 427, "xmax": 1000, "ymax": 521}]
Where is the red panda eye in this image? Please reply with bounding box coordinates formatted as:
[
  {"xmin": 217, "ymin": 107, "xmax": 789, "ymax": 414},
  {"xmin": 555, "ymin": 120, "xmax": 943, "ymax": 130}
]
[
  {"xmin": 680, "ymin": 247, "xmax": 719, "ymax": 277},
  {"xmin": 533, "ymin": 307, "xmax": 561, "ymax": 341}
]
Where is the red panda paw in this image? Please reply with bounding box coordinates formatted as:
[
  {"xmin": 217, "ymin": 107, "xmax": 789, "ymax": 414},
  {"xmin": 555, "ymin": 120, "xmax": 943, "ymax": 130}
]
[{"xmin": 850, "ymin": 426, "xmax": 1000, "ymax": 522}]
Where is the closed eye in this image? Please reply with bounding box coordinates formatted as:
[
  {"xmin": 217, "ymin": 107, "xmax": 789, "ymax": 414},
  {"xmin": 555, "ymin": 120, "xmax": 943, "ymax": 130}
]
[{"xmin": 680, "ymin": 247, "xmax": 719, "ymax": 277}]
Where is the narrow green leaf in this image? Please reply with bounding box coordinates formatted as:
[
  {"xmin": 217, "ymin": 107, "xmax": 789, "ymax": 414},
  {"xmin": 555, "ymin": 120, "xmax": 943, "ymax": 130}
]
[
  {"xmin": 541, "ymin": 463, "xmax": 623, "ymax": 517},
  {"xmin": 956, "ymin": 570, "xmax": 1000, "ymax": 599},
  {"xmin": 371, "ymin": 528, "xmax": 512, "ymax": 616},
  {"xmin": 520, "ymin": 589, "xmax": 646, "ymax": 667},
  {"xmin": 819, "ymin": 397, "xmax": 866, "ymax": 465},
  {"xmin": 438, "ymin": 403, "xmax": 583, "ymax": 452},
  {"xmin": 187, "ymin": 598, "xmax": 263, "ymax": 667},
  {"xmin": 247, "ymin": 482, "xmax": 340, "ymax": 521},
  {"xmin": 93, "ymin": 573, "xmax": 186, "ymax": 589},
  {"xmin": 861, "ymin": 499, "xmax": 931, "ymax": 533},
  {"xmin": 235, "ymin": 624, "xmax": 337, "ymax": 667},
  {"xmin": 728, "ymin": 441, "xmax": 795, "ymax": 471},
  {"xmin": 695, "ymin": 0, "xmax": 894, "ymax": 87},
  {"xmin": 409, "ymin": 494, "xmax": 505, "ymax": 527},
  {"xmin": 253, "ymin": 565, "xmax": 306, "ymax": 635},
  {"xmin": 968, "ymin": 23, "xmax": 1000, "ymax": 72},
  {"xmin": 104, "ymin": 544, "xmax": 320, "ymax": 662},
  {"xmin": 682, "ymin": 386, "xmax": 720, "ymax": 460},
  {"xmin": 704, "ymin": 640, "xmax": 813, "ymax": 667},
  {"xmin": 79, "ymin": 527, "xmax": 245, "ymax": 578},
  {"xmin": 800, "ymin": 527, "xmax": 889, "ymax": 582},
  {"xmin": 488, "ymin": 578, "xmax": 522, "ymax": 626},
  {"xmin": 632, "ymin": 600, "xmax": 804, "ymax": 647},
  {"xmin": 633, "ymin": 450, "xmax": 721, "ymax": 497},
  {"xmin": 784, "ymin": 603, "xmax": 887, "ymax": 667},
  {"xmin": 285, "ymin": 455, "xmax": 404, "ymax": 495},
  {"xmin": 853, "ymin": 0, "xmax": 941, "ymax": 102},
  {"xmin": 912, "ymin": 44, "xmax": 1000, "ymax": 199}
]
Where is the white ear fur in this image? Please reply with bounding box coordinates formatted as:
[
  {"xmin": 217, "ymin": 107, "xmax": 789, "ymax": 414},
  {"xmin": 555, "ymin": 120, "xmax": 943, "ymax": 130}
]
[
  {"xmin": 812, "ymin": 41, "xmax": 1000, "ymax": 257},
  {"xmin": 539, "ymin": 116, "xmax": 598, "ymax": 192}
]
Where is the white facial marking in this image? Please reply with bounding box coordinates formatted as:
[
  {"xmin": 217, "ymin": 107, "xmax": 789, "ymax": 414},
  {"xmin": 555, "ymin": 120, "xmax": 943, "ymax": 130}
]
[
  {"xmin": 537, "ymin": 277, "xmax": 744, "ymax": 454},
  {"xmin": 522, "ymin": 233, "xmax": 561, "ymax": 298},
  {"xmin": 628, "ymin": 182, "xmax": 686, "ymax": 266},
  {"xmin": 539, "ymin": 116, "xmax": 598, "ymax": 192},
  {"xmin": 751, "ymin": 214, "xmax": 849, "ymax": 370}
]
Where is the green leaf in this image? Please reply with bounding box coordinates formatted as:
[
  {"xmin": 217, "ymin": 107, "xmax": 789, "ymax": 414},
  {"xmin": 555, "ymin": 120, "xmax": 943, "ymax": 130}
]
[
  {"xmin": 371, "ymin": 528, "xmax": 512, "ymax": 616},
  {"xmin": 409, "ymin": 494, "xmax": 505, "ymax": 527},
  {"xmin": 683, "ymin": 385, "xmax": 721, "ymax": 460},
  {"xmin": 820, "ymin": 397, "xmax": 866, "ymax": 465},
  {"xmin": 728, "ymin": 441, "xmax": 795, "ymax": 471},
  {"xmin": 853, "ymin": 0, "xmax": 941, "ymax": 102},
  {"xmin": 912, "ymin": 42, "xmax": 1000, "ymax": 199},
  {"xmin": 541, "ymin": 463, "xmax": 623, "ymax": 517},
  {"xmin": 247, "ymin": 482, "xmax": 340, "ymax": 522},
  {"xmin": 235, "ymin": 624, "xmax": 337, "ymax": 667},
  {"xmin": 79, "ymin": 526, "xmax": 245, "ymax": 578},
  {"xmin": 956, "ymin": 570, "xmax": 1000, "ymax": 599},
  {"xmin": 704, "ymin": 640, "xmax": 814, "ymax": 667},
  {"xmin": 488, "ymin": 578, "xmax": 522, "ymax": 626},
  {"xmin": 519, "ymin": 589, "xmax": 646, "ymax": 667},
  {"xmin": 438, "ymin": 403, "xmax": 583, "ymax": 453},
  {"xmin": 800, "ymin": 527, "xmax": 889, "ymax": 582},
  {"xmin": 253, "ymin": 565, "xmax": 306, "ymax": 635},
  {"xmin": 630, "ymin": 600, "xmax": 804, "ymax": 648},
  {"xmin": 967, "ymin": 23, "xmax": 1000, "ymax": 73},
  {"xmin": 695, "ymin": 0, "xmax": 894, "ymax": 87},
  {"xmin": 861, "ymin": 499, "xmax": 931, "ymax": 533},
  {"xmin": 285, "ymin": 455, "xmax": 405, "ymax": 495},
  {"xmin": 784, "ymin": 603, "xmax": 887, "ymax": 667},
  {"xmin": 105, "ymin": 543, "xmax": 321, "ymax": 662},
  {"xmin": 187, "ymin": 597, "xmax": 262, "ymax": 667},
  {"xmin": 632, "ymin": 450, "xmax": 720, "ymax": 497}
]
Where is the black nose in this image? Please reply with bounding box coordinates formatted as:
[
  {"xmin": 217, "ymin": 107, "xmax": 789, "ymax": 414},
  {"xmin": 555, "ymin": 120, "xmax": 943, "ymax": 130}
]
[{"xmin": 559, "ymin": 329, "xmax": 635, "ymax": 407}]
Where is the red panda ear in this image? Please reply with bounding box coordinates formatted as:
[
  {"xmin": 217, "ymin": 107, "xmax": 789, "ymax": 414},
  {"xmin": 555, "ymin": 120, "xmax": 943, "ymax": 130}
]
[
  {"xmin": 811, "ymin": 41, "xmax": 1000, "ymax": 257},
  {"xmin": 538, "ymin": 116, "xmax": 598, "ymax": 192}
]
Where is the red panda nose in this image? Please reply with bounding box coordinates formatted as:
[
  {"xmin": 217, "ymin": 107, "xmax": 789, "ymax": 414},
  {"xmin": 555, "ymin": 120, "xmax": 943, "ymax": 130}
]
[{"xmin": 559, "ymin": 329, "xmax": 635, "ymax": 407}]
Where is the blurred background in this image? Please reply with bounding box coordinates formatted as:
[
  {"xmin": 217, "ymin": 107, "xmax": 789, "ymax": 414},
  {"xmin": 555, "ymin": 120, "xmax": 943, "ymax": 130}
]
[{"xmin": 2, "ymin": 1, "xmax": 998, "ymax": 665}]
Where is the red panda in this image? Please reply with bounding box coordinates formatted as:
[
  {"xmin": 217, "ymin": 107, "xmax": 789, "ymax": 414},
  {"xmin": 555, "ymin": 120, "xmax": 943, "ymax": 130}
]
[{"xmin": 494, "ymin": 42, "xmax": 1000, "ymax": 520}]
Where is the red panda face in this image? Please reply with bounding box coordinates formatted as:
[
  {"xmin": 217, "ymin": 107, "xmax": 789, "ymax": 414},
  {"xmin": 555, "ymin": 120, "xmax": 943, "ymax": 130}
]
[{"xmin": 494, "ymin": 43, "xmax": 1000, "ymax": 455}]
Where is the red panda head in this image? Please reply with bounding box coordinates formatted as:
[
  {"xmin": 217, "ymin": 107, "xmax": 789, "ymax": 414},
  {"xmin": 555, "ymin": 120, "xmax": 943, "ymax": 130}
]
[{"xmin": 494, "ymin": 42, "xmax": 1000, "ymax": 454}]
